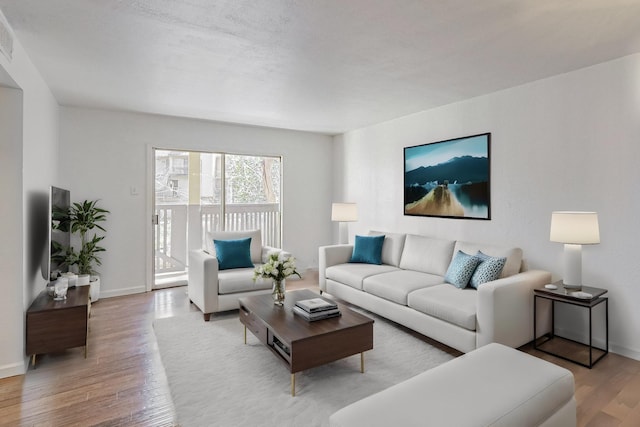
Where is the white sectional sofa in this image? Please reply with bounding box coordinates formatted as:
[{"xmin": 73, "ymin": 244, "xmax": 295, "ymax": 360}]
[
  {"xmin": 319, "ymin": 231, "xmax": 551, "ymax": 353},
  {"xmin": 330, "ymin": 343, "xmax": 576, "ymax": 427}
]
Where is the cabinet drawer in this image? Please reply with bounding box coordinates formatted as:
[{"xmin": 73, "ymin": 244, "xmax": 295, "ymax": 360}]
[{"xmin": 239, "ymin": 304, "xmax": 267, "ymax": 344}]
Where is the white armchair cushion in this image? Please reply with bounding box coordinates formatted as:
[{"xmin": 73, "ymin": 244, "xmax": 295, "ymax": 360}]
[
  {"xmin": 218, "ymin": 267, "xmax": 272, "ymax": 294},
  {"xmin": 205, "ymin": 229, "xmax": 263, "ymax": 263}
]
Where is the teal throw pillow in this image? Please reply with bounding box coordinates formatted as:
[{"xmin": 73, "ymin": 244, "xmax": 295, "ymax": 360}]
[
  {"xmin": 349, "ymin": 235, "xmax": 385, "ymax": 265},
  {"xmin": 469, "ymin": 251, "xmax": 507, "ymax": 289},
  {"xmin": 214, "ymin": 238, "xmax": 254, "ymax": 270},
  {"xmin": 444, "ymin": 250, "xmax": 481, "ymax": 289}
]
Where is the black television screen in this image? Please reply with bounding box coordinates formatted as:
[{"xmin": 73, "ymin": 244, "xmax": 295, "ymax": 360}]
[{"xmin": 43, "ymin": 186, "xmax": 71, "ymax": 281}]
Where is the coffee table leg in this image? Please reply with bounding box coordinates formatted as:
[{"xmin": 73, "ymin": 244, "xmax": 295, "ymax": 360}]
[
  {"xmin": 291, "ymin": 373, "xmax": 296, "ymax": 397},
  {"xmin": 361, "ymin": 352, "xmax": 365, "ymax": 373},
  {"xmin": 244, "ymin": 325, "xmax": 247, "ymax": 344}
]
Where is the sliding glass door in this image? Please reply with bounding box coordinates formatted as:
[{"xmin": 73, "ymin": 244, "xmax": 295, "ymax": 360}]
[{"xmin": 153, "ymin": 149, "xmax": 281, "ymax": 289}]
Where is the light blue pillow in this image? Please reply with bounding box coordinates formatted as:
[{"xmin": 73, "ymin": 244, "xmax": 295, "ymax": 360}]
[
  {"xmin": 214, "ymin": 238, "xmax": 254, "ymax": 270},
  {"xmin": 349, "ymin": 235, "xmax": 385, "ymax": 265},
  {"xmin": 444, "ymin": 250, "xmax": 481, "ymax": 289},
  {"xmin": 469, "ymin": 251, "xmax": 507, "ymax": 289}
]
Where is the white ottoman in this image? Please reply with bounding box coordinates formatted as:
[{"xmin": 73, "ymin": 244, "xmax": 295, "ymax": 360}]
[{"xmin": 330, "ymin": 343, "xmax": 576, "ymax": 427}]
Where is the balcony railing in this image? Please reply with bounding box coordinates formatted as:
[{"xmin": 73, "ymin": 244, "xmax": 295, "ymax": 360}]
[{"xmin": 154, "ymin": 203, "xmax": 281, "ymax": 275}]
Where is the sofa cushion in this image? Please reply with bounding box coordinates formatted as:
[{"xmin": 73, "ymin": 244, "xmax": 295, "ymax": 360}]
[
  {"xmin": 453, "ymin": 241, "xmax": 523, "ymax": 278},
  {"xmin": 326, "ymin": 263, "xmax": 400, "ymax": 291},
  {"xmin": 470, "ymin": 251, "xmax": 507, "ymax": 289},
  {"xmin": 444, "ymin": 250, "xmax": 481, "ymax": 288},
  {"xmin": 218, "ymin": 267, "xmax": 272, "ymax": 294},
  {"xmin": 350, "ymin": 235, "xmax": 385, "ymax": 264},
  {"xmin": 369, "ymin": 231, "xmax": 406, "ymax": 267},
  {"xmin": 214, "ymin": 238, "xmax": 254, "ymax": 270},
  {"xmin": 407, "ymin": 284, "xmax": 477, "ymax": 331},
  {"xmin": 363, "ymin": 270, "xmax": 444, "ymax": 305},
  {"xmin": 207, "ymin": 229, "xmax": 263, "ymax": 264},
  {"xmin": 399, "ymin": 234, "xmax": 455, "ymax": 276}
]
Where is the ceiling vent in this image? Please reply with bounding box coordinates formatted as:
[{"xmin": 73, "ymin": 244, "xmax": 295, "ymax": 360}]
[{"xmin": 0, "ymin": 12, "xmax": 14, "ymax": 61}]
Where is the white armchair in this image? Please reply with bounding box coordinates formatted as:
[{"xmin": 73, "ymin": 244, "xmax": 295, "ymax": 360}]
[{"xmin": 188, "ymin": 229, "xmax": 288, "ymax": 321}]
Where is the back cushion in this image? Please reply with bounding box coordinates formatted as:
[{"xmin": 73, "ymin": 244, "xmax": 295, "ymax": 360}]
[
  {"xmin": 399, "ymin": 235, "xmax": 456, "ymax": 276},
  {"xmin": 452, "ymin": 241, "xmax": 523, "ymax": 278},
  {"xmin": 369, "ymin": 231, "xmax": 406, "ymax": 267},
  {"xmin": 206, "ymin": 229, "xmax": 263, "ymax": 264}
]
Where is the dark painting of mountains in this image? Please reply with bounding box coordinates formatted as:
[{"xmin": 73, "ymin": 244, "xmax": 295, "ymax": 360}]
[{"xmin": 404, "ymin": 133, "xmax": 490, "ymax": 220}]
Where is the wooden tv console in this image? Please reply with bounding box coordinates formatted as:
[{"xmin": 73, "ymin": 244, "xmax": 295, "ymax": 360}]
[{"xmin": 26, "ymin": 286, "xmax": 90, "ymax": 367}]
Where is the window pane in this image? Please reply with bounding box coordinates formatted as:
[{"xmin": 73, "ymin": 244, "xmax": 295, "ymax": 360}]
[{"xmin": 224, "ymin": 154, "xmax": 281, "ymax": 247}]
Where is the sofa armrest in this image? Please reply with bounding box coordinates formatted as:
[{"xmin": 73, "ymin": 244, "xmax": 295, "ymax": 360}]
[
  {"xmin": 188, "ymin": 249, "xmax": 221, "ymax": 317},
  {"xmin": 318, "ymin": 244, "xmax": 354, "ymax": 291},
  {"xmin": 476, "ymin": 269, "xmax": 552, "ymax": 349}
]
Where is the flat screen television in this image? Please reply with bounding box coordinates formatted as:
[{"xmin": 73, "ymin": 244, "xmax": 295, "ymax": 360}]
[{"xmin": 42, "ymin": 186, "xmax": 71, "ymax": 282}]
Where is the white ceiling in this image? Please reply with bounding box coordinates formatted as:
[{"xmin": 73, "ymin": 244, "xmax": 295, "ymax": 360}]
[{"xmin": 1, "ymin": 0, "xmax": 640, "ymax": 135}]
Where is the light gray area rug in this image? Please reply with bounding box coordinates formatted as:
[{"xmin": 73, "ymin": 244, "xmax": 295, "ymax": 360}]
[{"xmin": 153, "ymin": 308, "xmax": 455, "ymax": 427}]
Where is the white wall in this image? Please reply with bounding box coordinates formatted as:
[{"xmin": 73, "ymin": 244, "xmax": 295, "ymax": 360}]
[
  {"xmin": 0, "ymin": 24, "xmax": 59, "ymax": 378},
  {"xmin": 334, "ymin": 53, "xmax": 640, "ymax": 360},
  {"xmin": 59, "ymin": 107, "xmax": 333, "ymax": 298}
]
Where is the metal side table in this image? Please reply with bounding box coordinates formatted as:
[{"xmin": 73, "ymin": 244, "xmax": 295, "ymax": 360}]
[{"xmin": 533, "ymin": 282, "xmax": 608, "ymax": 368}]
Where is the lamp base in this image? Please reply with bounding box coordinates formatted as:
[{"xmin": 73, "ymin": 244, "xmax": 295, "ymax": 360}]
[{"xmin": 561, "ymin": 282, "xmax": 582, "ymax": 291}]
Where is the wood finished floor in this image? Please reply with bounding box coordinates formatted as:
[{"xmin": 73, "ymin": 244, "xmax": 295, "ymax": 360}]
[{"xmin": 2, "ymin": 275, "xmax": 639, "ymax": 426}]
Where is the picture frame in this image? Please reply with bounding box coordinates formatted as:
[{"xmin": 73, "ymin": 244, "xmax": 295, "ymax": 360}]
[{"xmin": 404, "ymin": 133, "xmax": 491, "ymax": 220}]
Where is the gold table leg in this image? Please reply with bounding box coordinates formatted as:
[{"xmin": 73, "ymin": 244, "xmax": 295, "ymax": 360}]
[
  {"xmin": 244, "ymin": 325, "xmax": 247, "ymax": 344},
  {"xmin": 291, "ymin": 373, "xmax": 296, "ymax": 396},
  {"xmin": 31, "ymin": 354, "xmax": 36, "ymax": 368},
  {"xmin": 361, "ymin": 352, "xmax": 365, "ymax": 373}
]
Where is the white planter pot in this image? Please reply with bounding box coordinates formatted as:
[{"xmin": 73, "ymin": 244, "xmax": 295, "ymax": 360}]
[
  {"xmin": 77, "ymin": 274, "xmax": 91, "ymax": 286},
  {"xmin": 90, "ymin": 276, "xmax": 101, "ymax": 302}
]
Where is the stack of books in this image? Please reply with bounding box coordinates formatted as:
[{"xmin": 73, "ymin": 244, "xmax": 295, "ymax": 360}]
[{"xmin": 293, "ymin": 297, "xmax": 341, "ymax": 322}]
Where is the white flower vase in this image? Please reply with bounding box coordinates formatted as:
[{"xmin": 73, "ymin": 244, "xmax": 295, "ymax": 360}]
[{"xmin": 90, "ymin": 275, "xmax": 101, "ymax": 302}]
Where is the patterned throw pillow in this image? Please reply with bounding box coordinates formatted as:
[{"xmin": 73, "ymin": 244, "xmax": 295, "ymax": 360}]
[
  {"xmin": 469, "ymin": 251, "xmax": 507, "ymax": 289},
  {"xmin": 444, "ymin": 250, "xmax": 481, "ymax": 289}
]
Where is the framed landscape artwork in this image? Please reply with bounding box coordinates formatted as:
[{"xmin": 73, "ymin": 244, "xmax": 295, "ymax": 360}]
[{"xmin": 404, "ymin": 133, "xmax": 491, "ymax": 220}]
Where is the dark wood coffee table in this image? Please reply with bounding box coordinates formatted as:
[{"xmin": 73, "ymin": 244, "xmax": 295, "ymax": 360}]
[{"xmin": 239, "ymin": 289, "xmax": 374, "ymax": 396}]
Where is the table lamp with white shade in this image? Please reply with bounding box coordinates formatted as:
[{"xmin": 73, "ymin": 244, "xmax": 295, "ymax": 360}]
[
  {"xmin": 332, "ymin": 203, "xmax": 358, "ymax": 244},
  {"xmin": 549, "ymin": 211, "xmax": 600, "ymax": 290}
]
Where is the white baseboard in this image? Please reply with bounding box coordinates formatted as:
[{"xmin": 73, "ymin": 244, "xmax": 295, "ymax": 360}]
[
  {"xmin": 554, "ymin": 326, "xmax": 640, "ymax": 361},
  {"xmin": 99, "ymin": 285, "xmax": 146, "ymax": 299},
  {"xmin": 0, "ymin": 359, "xmax": 26, "ymax": 379}
]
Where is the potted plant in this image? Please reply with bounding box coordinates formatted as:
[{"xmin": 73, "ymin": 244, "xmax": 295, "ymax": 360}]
[{"xmin": 65, "ymin": 200, "xmax": 109, "ymax": 300}]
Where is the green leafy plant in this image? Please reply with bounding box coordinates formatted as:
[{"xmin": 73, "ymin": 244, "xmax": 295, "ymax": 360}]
[{"xmin": 65, "ymin": 200, "xmax": 109, "ymax": 275}]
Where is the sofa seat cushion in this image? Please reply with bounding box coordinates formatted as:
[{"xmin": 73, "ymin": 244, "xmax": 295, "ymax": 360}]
[
  {"xmin": 218, "ymin": 267, "xmax": 272, "ymax": 294},
  {"xmin": 326, "ymin": 263, "xmax": 399, "ymax": 291},
  {"xmin": 362, "ymin": 270, "xmax": 444, "ymax": 305},
  {"xmin": 407, "ymin": 284, "xmax": 477, "ymax": 331}
]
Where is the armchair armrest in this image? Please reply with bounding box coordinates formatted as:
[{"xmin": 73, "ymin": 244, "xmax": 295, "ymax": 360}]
[
  {"xmin": 188, "ymin": 249, "xmax": 221, "ymax": 320},
  {"xmin": 318, "ymin": 244, "xmax": 354, "ymax": 291},
  {"xmin": 476, "ymin": 269, "xmax": 552, "ymax": 348}
]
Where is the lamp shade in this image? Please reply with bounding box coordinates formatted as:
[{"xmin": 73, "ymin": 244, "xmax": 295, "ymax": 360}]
[
  {"xmin": 550, "ymin": 211, "xmax": 600, "ymax": 245},
  {"xmin": 331, "ymin": 203, "xmax": 358, "ymax": 222}
]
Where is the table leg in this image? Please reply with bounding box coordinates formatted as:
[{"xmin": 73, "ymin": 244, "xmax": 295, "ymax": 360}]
[
  {"xmin": 31, "ymin": 354, "xmax": 36, "ymax": 368},
  {"xmin": 244, "ymin": 325, "xmax": 247, "ymax": 344},
  {"xmin": 361, "ymin": 352, "xmax": 365, "ymax": 373},
  {"xmin": 291, "ymin": 373, "xmax": 296, "ymax": 397}
]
